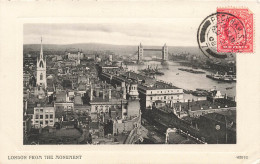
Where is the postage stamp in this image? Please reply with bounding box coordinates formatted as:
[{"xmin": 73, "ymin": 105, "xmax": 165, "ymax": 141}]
[{"xmin": 217, "ymin": 8, "xmax": 254, "ymax": 53}]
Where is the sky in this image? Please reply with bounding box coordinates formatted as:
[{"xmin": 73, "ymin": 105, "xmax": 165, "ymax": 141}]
[{"xmin": 23, "ymin": 20, "xmax": 200, "ymax": 46}]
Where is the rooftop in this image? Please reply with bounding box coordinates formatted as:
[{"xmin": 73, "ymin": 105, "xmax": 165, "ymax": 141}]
[
  {"xmin": 175, "ymin": 100, "xmax": 236, "ymax": 112},
  {"xmin": 140, "ymin": 80, "xmax": 180, "ymax": 90},
  {"xmin": 203, "ymin": 110, "xmax": 236, "ymax": 123},
  {"xmin": 89, "ymin": 122, "xmax": 99, "ymax": 129},
  {"xmin": 39, "ymin": 128, "xmax": 81, "ymax": 139}
]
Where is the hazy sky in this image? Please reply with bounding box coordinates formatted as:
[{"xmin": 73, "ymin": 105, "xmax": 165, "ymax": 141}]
[{"xmin": 24, "ymin": 20, "xmax": 200, "ymax": 46}]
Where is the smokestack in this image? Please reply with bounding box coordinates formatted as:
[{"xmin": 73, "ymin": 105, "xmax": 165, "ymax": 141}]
[
  {"xmin": 123, "ymin": 87, "xmax": 126, "ymax": 99},
  {"xmin": 109, "ymin": 88, "xmax": 111, "ymax": 100}
]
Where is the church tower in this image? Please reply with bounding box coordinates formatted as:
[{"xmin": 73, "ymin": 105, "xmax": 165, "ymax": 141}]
[{"xmin": 36, "ymin": 37, "xmax": 47, "ymax": 89}]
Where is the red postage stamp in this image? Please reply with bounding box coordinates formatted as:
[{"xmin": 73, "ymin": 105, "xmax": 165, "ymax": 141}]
[{"xmin": 217, "ymin": 8, "xmax": 253, "ymax": 53}]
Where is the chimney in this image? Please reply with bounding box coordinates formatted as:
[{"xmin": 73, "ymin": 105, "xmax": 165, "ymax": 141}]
[
  {"xmin": 24, "ymin": 100, "xmax": 28, "ymax": 111},
  {"xmin": 123, "ymin": 87, "xmax": 126, "ymax": 99},
  {"xmin": 90, "ymin": 86, "xmax": 93, "ymax": 101},
  {"xmin": 103, "ymin": 89, "xmax": 105, "ymax": 99},
  {"xmin": 126, "ymin": 85, "xmax": 130, "ymax": 93},
  {"xmin": 121, "ymin": 81, "xmax": 125, "ymax": 88},
  {"xmin": 109, "ymin": 88, "xmax": 111, "ymax": 100}
]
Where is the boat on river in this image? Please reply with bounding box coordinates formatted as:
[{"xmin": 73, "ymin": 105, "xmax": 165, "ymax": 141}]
[
  {"xmin": 140, "ymin": 65, "xmax": 165, "ymax": 76},
  {"xmin": 206, "ymin": 72, "xmax": 236, "ymax": 83},
  {"xmin": 178, "ymin": 68, "xmax": 205, "ymax": 74}
]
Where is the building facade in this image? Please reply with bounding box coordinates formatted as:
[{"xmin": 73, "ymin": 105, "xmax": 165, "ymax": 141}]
[
  {"xmin": 138, "ymin": 81, "xmax": 184, "ymax": 108},
  {"xmin": 32, "ymin": 105, "xmax": 55, "ymax": 128}
]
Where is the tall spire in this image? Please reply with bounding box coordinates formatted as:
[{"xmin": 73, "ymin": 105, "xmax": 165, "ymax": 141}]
[{"xmin": 40, "ymin": 36, "xmax": 43, "ymax": 59}]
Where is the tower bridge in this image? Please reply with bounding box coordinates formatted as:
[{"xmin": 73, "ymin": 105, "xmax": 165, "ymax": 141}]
[{"xmin": 137, "ymin": 43, "xmax": 168, "ymax": 64}]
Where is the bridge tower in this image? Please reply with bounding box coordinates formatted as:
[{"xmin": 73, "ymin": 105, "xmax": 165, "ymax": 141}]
[
  {"xmin": 138, "ymin": 43, "xmax": 143, "ymax": 63},
  {"xmin": 162, "ymin": 43, "xmax": 168, "ymax": 61}
]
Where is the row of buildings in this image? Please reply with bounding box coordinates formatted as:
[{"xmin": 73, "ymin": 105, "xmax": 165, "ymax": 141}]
[{"xmin": 23, "ymin": 39, "xmax": 143, "ymax": 144}]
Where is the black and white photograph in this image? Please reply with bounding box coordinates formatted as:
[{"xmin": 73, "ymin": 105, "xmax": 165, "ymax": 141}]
[{"xmin": 23, "ymin": 22, "xmax": 236, "ymax": 145}]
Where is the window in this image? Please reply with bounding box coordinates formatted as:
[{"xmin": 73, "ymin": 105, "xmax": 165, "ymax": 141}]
[
  {"xmin": 40, "ymin": 115, "xmax": 43, "ymax": 119},
  {"xmin": 150, "ymin": 97, "xmax": 153, "ymax": 100},
  {"xmin": 40, "ymin": 109, "xmax": 43, "ymax": 112},
  {"xmin": 45, "ymin": 115, "xmax": 48, "ymax": 119},
  {"xmin": 45, "ymin": 121, "xmax": 48, "ymax": 125},
  {"xmin": 164, "ymin": 96, "xmax": 166, "ymax": 99},
  {"xmin": 35, "ymin": 115, "xmax": 39, "ymax": 119},
  {"xmin": 40, "ymin": 121, "xmax": 43, "ymax": 125},
  {"xmin": 50, "ymin": 115, "xmax": 53, "ymax": 119},
  {"xmin": 40, "ymin": 73, "xmax": 43, "ymax": 80},
  {"xmin": 39, "ymin": 61, "xmax": 44, "ymax": 68}
]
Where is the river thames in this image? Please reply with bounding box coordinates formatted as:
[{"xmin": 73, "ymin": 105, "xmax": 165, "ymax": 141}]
[{"xmin": 124, "ymin": 60, "xmax": 236, "ymax": 100}]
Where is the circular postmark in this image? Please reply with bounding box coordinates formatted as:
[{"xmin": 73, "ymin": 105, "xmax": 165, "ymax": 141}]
[{"xmin": 197, "ymin": 12, "xmax": 246, "ymax": 59}]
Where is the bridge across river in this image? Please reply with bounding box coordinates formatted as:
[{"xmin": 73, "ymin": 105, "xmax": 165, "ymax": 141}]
[{"xmin": 137, "ymin": 43, "xmax": 168, "ymax": 64}]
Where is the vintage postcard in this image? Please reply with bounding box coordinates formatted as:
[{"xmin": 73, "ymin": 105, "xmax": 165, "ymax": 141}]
[{"xmin": 0, "ymin": 1, "xmax": 259, "ymax": 164}]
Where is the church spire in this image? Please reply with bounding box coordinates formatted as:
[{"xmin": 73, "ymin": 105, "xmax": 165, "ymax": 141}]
[{"xmin": 40, "ymin": 36, "xmax": 43, "ymax": 59}]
